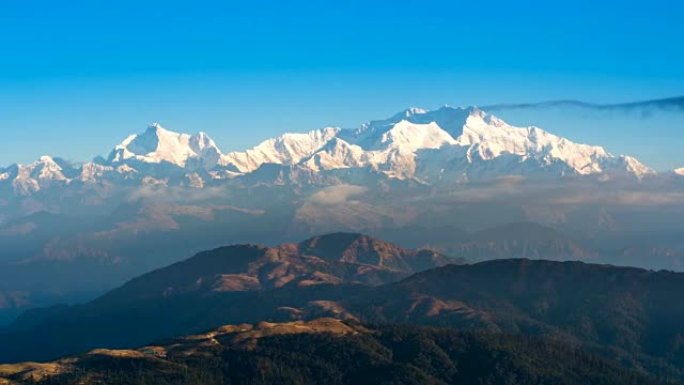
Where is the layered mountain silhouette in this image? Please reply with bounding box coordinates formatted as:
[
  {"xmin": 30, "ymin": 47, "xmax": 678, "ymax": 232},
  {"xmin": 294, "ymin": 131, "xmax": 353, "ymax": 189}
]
[
  {"xmin": 1, "ymin": 105, "xmax": 683, "ymax": 383},
  {"xmin": 3, "ymin": 234, "xmax": 684, "ymax": 382},
  {"xmin": 0, "ymin": 233, "xmax": 458, "ymax": 361},
  {"xmin": 1, "ymin": 105, "xmax": 683, "ymax": 329}
]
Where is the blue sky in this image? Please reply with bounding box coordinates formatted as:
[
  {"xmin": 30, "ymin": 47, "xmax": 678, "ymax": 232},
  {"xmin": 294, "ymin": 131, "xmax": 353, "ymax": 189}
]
[{"xmin": 1, "ymin": 0, "xmax": 683, "ymax": 169}]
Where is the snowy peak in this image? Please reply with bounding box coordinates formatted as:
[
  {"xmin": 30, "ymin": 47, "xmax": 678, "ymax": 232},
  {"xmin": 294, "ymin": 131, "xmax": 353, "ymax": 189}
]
[
  {"xmin": 107, "ymin": 123, "xmax": 222, "ymax": 170},
  {"xmin": 393, "ymin": 105, "xmax": 479, "ymax": 137},
  {"xmin": 342, "ymin": 106, "xmax": 476, "ymax": 148},
  {"xmin": 14, "ymin": 155, "xmax": 75, "ymax": 183},
  {"xmin": 301, "ymin": 137, "xmax": 366, "ymax": 171},
  {"xmin": 219, "ymin": 127, "xmax": 340, "ymax": 173},
  {"xmin": 376, "ymin": 120, "xmax": 457, "ymax": 151},
  {"xmin": 335, "ymin": 106, "xmax": 653, "ymax": 179},
  {"xmin": 31, "ymin": 156, "xmax": 69, "ymax": 181},
  {"xmin": 457, "ymin": 110, "xmax": 653, "ymax": 177},
  {"xmin": 615, "ymin": 156, "xmax": 654, "ymax": 177},
  {"xmin": 0, "ymin": 155, "xmax": 76, "ymax": 195}
]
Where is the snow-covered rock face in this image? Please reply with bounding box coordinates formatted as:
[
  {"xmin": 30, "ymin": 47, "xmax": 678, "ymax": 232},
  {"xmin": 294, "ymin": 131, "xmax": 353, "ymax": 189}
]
[
  {"xmin": 107, "ymin": 123, "xmax": 221, "ymax": 171},
  {"xmin": 219, "ymin": 127, "xmax": 340, "ymax": 173},
  {"xmin": 327, "ymin": 106, "xmax": 653, "ymax": 181},
  {"xmin": 217, "ymin": 105, "xmax": 653, "ymax": 182},
  {"xmin": 435, "ymin": 107, "xmax": 653, "ymax": 179},
  {"xmin": 300, "ymin": 138, "xmax": 366, "ymax": 172},
  {"xmin": 0, "ymin": 156, "xmax": 75, "ymax": 195},
  {"xmin": 0, "ymin": 107, "xmax": 657, "ymax": 195}
]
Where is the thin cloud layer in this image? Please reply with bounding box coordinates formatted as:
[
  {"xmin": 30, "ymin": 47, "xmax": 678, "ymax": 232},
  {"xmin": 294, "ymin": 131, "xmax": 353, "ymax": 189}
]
[{"xmin": 484, "ymin": 96, "xmax": 684, "ymax": 115}]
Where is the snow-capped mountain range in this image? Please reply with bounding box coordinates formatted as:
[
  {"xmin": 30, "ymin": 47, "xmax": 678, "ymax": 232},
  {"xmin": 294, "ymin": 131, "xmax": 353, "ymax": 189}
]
[{"xmin": 0, "ymin": 106, "xmax": 659, "ymax": 195}]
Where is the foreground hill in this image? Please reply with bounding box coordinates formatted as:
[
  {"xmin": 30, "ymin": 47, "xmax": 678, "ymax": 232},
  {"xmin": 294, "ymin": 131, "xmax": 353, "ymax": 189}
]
[
  {"xmin": 345, "ymin": 259, "xmax": 684, "ymax": 377},
  {"xmin": 0, "ymin": 319, "xmax": 669, "ymax": 385}
]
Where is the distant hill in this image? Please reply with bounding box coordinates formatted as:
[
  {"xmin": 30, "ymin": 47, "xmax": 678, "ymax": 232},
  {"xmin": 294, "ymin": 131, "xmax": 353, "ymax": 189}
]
[
  {"xmin": 442, "ymin": 222, "xmax": 598, "ymax": 262},
  {"xmin": 94, "ymin": 232, "xmax": 456, "ymax": 306}
]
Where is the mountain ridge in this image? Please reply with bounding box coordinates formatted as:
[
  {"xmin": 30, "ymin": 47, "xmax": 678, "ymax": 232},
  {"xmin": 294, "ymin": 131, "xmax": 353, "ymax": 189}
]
[
  {"xmin": 0, "ymin": 106, "xmax": 656, "ymax": 195},
  {"xmin": 49, "ymin": 232, "xmax": 457, "ymax": 314}
]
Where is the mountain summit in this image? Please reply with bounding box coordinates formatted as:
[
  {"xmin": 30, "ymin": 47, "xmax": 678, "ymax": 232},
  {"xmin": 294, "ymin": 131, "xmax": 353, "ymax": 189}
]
[{"xmin": 107, "ymin": 123, "xmax": 222, "ymax": 171}]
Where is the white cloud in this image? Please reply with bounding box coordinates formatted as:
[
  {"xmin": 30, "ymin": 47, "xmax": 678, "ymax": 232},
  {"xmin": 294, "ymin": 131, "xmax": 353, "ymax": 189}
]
[{"xmin": 308, "ymin": 184, "xmax": 367, "ymax": 206}]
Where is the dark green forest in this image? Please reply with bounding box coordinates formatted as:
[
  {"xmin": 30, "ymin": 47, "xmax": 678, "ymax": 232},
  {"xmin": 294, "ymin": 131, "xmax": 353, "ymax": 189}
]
[{"xmin": 33, "ymin": 325, "xmax": 675, "ymax": 385}]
